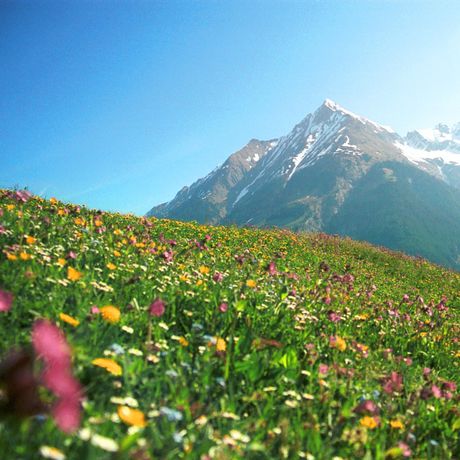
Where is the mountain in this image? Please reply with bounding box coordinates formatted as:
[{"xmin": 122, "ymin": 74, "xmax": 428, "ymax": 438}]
[{"xmin": 147, "ymin": 100, "xmax": 460, "ymax": 270}]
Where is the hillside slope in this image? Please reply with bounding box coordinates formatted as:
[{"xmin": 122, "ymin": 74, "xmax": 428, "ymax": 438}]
[{"xmin": 1, "ymin": 190, "xmax": 460, "ymax": 459}]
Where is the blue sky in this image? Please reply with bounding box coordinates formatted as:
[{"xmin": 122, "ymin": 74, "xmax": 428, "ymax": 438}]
[{"xmin": 1, "ymin": 0, "xmax": 460, "ymax": 214}]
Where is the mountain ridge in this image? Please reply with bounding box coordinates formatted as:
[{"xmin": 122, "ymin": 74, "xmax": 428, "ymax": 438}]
[{"xmin": 147, "ymin": 100, "xmax": 460, "ymax": 270}]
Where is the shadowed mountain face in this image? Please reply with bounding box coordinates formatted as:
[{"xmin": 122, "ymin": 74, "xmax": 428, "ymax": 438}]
[{"xmin": 147, "ymin": 100, "xmax": 460, "ymax": 270}]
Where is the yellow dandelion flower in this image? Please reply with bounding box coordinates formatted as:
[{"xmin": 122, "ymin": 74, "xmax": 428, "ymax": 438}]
[
  {"xmin": 67, "ymin": 267, "xmax": 82, "ymax": 281},
  {"xmin": 59, "ymin": 313, "xmax": 80, "ymax": 327},
  {"xmin": 100, "ymin": 305, "xmax": 121, "ymax": 323},
  {"xmin": 6, "ymin": 253, "xmax": 18, "ymax": 261},
  {"xmin": 389, "ymin": 420, "xmax": 404, "ymax": 430},
  {"xmin": 94, "ymin": 220, "xmax": 103, "ymax": 227},
  {"xmin": 113, "ymin": 250, "xmax": 121, "ymax": 257},
  {"xmin": 74, "ymin": 217, "xmax": 85, "ymax": 226},
  {"xmin": 179, "ymin": 336, "xmax": 189, "ymax": 347},
  {"xmin": 6, "ymin": 204, "xmax": 15, "ymax": 211},
  {"xmin": 360, "ymin": 416, "xmax": 378, "ymax": 429},
  {"xmin": 57, "ymin": 258, "xmax": 67, "ymax": 267},
  {"xmin": 117, "ymin": 406, "xmax": 146, "ymax": 427},
  {"xmin": 113, "ymin": 229, "xmax": 122, "ymax": 235},
  {"xmin": 330, "ymin": 335, "xmax": 347, "ymax": 351},
  {"xmin": 20, "ymin": 252, "xmax": 31, "ymax": 261},
  {"xmin": 26, "ymin": 235, "xmax": 36, "ymax": 244},
  {"xmin": 57, "ymin": 209, "xmax": 66, "ymax": 216},
  {"xmin": 49, "ymin": 197, "xmax": 58, "ymax": 205},
  {"xmin": 354, "ymin": 313, "xmax": 369, "ymax": 320},
  {"xmin": 92, "ymin": 358, "xmax": 122, "ymax": 376},
  {"xmin": 216, "ymin": 337, "xmax": 227, "ymax": 352},
  {"xmin": 106, "ymin": 262, "xmax": 116, "ymax": 270},
  {"xmin": 199, "ymin": 265, "xmax": 210, "ymax": 274},
  {"xmin": 246, "ymin": 279, "xmax": 257, "ymax": 288}
]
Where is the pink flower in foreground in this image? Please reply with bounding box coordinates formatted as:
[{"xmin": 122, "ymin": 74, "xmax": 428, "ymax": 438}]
[
  {"xmin": 31, "ymin": 320, "xmax": 83, "ymax": 433},
  {"xmin": 149, "ymin": 299, "xmax": 165, "ymax": 317},
  {"xmin": 0, "ymin": 289, "xmax": 13, "ymax": 312},
  {"xmin": 219, "ymin": 303, "xmax": 228, "ymax": 313},
  {"xmin": 52, "ymin": 398, "xmax": 81, "ymax": 433},
  {"xmin": 32, "ymin": 320, "xmax": 71, "ymax": 367},
  {"xmin": 42, "ymin": 367, "xmax": 82, "ymax": 399}
]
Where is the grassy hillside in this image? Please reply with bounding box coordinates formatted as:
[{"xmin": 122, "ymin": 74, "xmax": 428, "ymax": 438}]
[{"xmin": 0, "ymin": 189, "xmax": 459, "ymax": 459}]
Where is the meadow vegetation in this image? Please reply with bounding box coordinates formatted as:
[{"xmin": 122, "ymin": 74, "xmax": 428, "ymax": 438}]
[{"xmin": 0, "ymin": 189, "xmax": 459, "ymax": 459}]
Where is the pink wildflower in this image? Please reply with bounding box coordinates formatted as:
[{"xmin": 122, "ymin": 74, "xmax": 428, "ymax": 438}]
[
  {"xmin": 32, "ymin": 320, "xmax": 71, "ymax": 367},
  {"xmin": 0, "ymin": 289, "xmax": 13, "ymax": 312},
  {"xmin": 149, "ymin": 299, "xmax": 165, "ymax": 317}
]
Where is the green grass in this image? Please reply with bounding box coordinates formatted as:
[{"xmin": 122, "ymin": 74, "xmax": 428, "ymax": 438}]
[{"xmin": 0, "ymin": 189, "xmax": 459, "ymax": 459}]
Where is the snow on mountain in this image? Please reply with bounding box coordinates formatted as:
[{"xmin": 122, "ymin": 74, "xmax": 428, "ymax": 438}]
[{"xmin": 148, "ymin": 100, "xmax": 460, "ymax": 226}]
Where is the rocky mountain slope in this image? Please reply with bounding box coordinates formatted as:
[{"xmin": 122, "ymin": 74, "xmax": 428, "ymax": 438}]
[{"xmin": 147, "ymin": 100, "xmax": 460, "ymax": 269}]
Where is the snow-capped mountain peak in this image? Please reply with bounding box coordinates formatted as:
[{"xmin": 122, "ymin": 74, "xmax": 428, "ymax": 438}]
[{"xmin": 319, "ymin": 99, "xmax": 395, "ymax": 134}]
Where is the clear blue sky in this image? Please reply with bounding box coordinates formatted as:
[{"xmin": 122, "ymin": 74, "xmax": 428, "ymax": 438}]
[{"xmin": 1, "ymin": 0, "xmax": 460, "ymax": 214}]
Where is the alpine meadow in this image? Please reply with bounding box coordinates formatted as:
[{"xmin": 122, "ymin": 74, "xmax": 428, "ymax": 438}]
[{"xmin": 0, "ymin": 190, "xmax": 459, "ymax": 459}]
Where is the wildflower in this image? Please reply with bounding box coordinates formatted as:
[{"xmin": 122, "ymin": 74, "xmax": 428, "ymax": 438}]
[
  {"xmin": 0, "ymin": 289, "xmax": 13, "ymax": 312},
  {"xmin": 32, "ymin": 320, "xmax": 71, "ymax": 366},
  {"xmin": 57, "ymin": 258, "xmax": 67, "ymax": 267},
  {"xmin": 49, "ymin": 197, "xmax": 58, "ymax": 204},
  {"xmin": 160, "ymin": 406, "xmax": 183, "ymax": 422},
  {"xmin": 59, "ymin": 313, "xmax": 80, "ymax": 327},
  {"xmin": 328, "ymin": 311, "xmax": 342, "ymax": 322},
  {"xmin": 106, "ymin": 263, "xmax": 116, "ymax": 270},
  {"xmin": 20, "ymin": 251, "xmax": 31, "ymax": 260},
  {"xmin": 113, "ymin": 250, "xmax": 121, "ymax": 257},
  {"xmin": 389, "ymin": 419, "xmax": 404, "ymax": 430},
  {"xmin": 109, "ymin": 343, "xmax": 125, "ymax": 355},
  {"xmin": 318, "ymin": 363, "xmax": 329, "ymax": 375},
  {"xmin": 6, "ymin": 252, "xmax": 18, "ymax": 261},
  {"xmin": 213, "ymin": 272, "xmax": 223, "ymax": 282},
  {"xmin": 329, "ymin": 335, "xmax": 347, "ymax": 351},
  {"xmin": 92, "ymin": 358, "xmax": 122, "ymax": 376},
  {"xmin": 219, "ymin": 302, "xmax": 228, "ymax": 313},
  {"xmin": 179, "ymin": 336, "xmax": 189, "ymax": 346},
  {"xmin": 67, "ymin": 267, "xmax": 82, "ymax": 281},
  {"xmin": 100, "ymin": 306, "xmax": 121, "ymax": 323},
  {"xmin": 128, "ymin": 348, "xmax": 143, "ymax": 356},
  {"xmin": 39, "ymin": 446, "xmax": 66, "ymax": 460},
  {"xmin": 359, "ymin": 416, "xmax": 379, "ymax": 429},
  {"xmin": 149, "ymin": 299, "xmax": 165, "ymax": 317},
  {"xmin": 381, "ymin": 372, "xmax": 403, "ymax": 394},
  {"xmin": 246, "ymin": 279, "xmax": 257, "ymax": 288},
  {"xmin": 267, "ymin": 261, "xmax": 277, "ymax": 275},
  {"xmin": 353, "ymin": 400, "xmax": 379, "ymax": 416},
  {"xmin": 117, "ymin": 406, "xmax": 147, "ymax": 427},
  {"xmin": 121, "ymin": 325, "xmax": 134, "ymax": 334},
  {"xmin": 215, "ymin": 337, "xmax": 227, "ymax": 352},
  {"xmin": 199, "ymin": 265, "xmax": 210, "ymax": 274},
  {"xmin": 25, "ymin": 235, "xmax": 36, "ymax": 245},
  {"xmin": 31, "ymin": 320, "xmax": 82, "ymax": 433},
  {"xmin": 52, "ymin": 398, "xmax": 82, "ymax": 433},
  {"xmin": 90, "ymin": 434, "xmax": 119, "ymax": 452}
]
